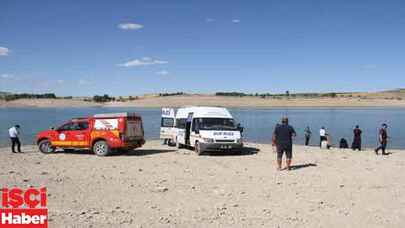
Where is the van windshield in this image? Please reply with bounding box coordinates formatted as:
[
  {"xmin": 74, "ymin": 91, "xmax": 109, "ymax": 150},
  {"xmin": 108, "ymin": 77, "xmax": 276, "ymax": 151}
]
[{"xmin": 196, "ymin": 118, "xmax": 237, "ymax": 131}]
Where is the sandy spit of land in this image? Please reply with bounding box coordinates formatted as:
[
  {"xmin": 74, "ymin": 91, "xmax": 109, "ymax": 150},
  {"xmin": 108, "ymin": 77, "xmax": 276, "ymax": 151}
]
[
  {"xmin": 1, "ymin": 140, "xmax": 404, "ymax": 227},
  {"xmin": 1, "ymin": 95, "xmax": 405, "ymax": 108},
  {"xmin": 0, "ymin": 98, "xmax": 100, "ymax": 108}
]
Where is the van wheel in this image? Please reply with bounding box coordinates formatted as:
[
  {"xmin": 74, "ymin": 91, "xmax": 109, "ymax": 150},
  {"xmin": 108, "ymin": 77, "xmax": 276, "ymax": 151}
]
[
  {"xmin": 176, "ymin": 141, "xmax": 183, "ymax": 149},
  {"xmin": 195, "ymin": 141, "xmax": 203, "ymax": 155},
  {"xmin": 168, "ymin": 139, "xmax": 176, "ymax": 147},
  {"xmin": 38, "ymin": 139, "xmax": 55, "ymax": 154},
  {"xmin": 93, "ymin": 140, "xmax": 110, "ymax": 156}
]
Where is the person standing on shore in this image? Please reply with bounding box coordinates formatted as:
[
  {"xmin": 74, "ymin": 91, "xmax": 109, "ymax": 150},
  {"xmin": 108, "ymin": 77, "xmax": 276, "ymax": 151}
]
[
  {"xmin": 8, "ymin": 125, "xmax": 22, "ymax": 153},
  {"xmin": 273, "ymin": 117, "xmax": 296, "ymax": 171},
  {"xmin": 375, "ymin": 124, "xmax": 388, "ymax": 155},
  {"xmin": 320, "ymin": 127, "xmax": 327, "ymax": 147},
  {"xmin": 304, "ymin": 126, "xmax": 312, "ymax": 146},
  {"xmin": 352, "ymin": 125, "xmax": 362, "ymax": 151}
]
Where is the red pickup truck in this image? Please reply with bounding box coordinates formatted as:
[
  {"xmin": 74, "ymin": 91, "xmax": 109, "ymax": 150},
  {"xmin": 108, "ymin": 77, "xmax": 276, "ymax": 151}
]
[{"xmin": 36, "ymin": 112, "xmax": 145, "ymax": 156}]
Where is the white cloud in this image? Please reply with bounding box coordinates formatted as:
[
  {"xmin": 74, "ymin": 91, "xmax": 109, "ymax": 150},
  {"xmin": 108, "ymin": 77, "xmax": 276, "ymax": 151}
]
[
  {"xmin": 232, "ymin": 19, "xmax": 241, "ymax": 23},
  {"xmin": 206, "ymin": 18, "xmax": 215, "ymax": 23},
  {"xmin": 118, "ymin": 23, "xmax": 144, "ymax": 30},
  {"xmin": 362, "ymin": 64, "xmax": 377, "ymax": 69},
  {"xmin": 156, "ymin": 70, "xmax": 169, "ymax": 75},
  {"xmin": 1, "ymin": 74, "xmax": 14, "ymax": 79},
  {"xmin": 0, "ymin": 47, "xmax": 10, "ymax": 56},
  {"xmin": 118, "ymin": 57, "xmax": 168, "ymax": 67},
  {"xmin": 78, "ymin": 79, "xmax": 90, "ymax": 85}
]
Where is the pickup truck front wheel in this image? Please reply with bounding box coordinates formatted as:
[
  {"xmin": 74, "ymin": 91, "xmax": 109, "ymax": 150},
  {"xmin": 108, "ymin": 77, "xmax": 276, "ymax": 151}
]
[
  {"xmin": 93, "ymin": 140, "xmax": 111, "ymax": 156},
  {"xmin": 38, "ymin": 139, "xmax": 55, "ymax": 154}
]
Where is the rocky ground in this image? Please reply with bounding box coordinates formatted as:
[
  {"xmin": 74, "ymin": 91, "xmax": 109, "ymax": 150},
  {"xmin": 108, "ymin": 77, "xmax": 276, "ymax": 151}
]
[{"xmin": 1, "ymin": 140, "xmax": 405, "ymax": 227}]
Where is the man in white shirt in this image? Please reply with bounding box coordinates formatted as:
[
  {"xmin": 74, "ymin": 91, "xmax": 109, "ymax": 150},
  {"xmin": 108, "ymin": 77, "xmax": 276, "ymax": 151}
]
[
  {"xmin": 8, "ymin": 125, "xmax": 21, "ymax": 153},
  {"xmin": 319, "ymin": 127, "xmax": 327, "ymax": 148}
]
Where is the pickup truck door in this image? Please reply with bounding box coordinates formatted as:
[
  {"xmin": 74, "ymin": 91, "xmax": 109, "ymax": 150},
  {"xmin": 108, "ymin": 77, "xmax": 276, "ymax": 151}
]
[
  {"xmin": 54, "ymin": 122, "xmax": 74, "ymax": 147},
  {"xmin": 69, "ymin": 121, "xmax": 90, "ymax": 147},
  {"xmin": 55, "ymin": 121, "xmax": 89, "ymax": 147}
]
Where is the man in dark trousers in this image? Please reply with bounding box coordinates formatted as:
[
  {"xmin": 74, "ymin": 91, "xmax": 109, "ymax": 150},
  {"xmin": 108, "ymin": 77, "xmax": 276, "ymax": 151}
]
[
  {"xmin": 8, "ymin": 125, "xmax": 22, "ymax": 153},
  {"xmin": 273, "ymin": 117, "xmax": 296, "ymax": 171},
  {"xmin": 352, "ymin": 125, "xmax": 362, "ymax": 151},
  {"xmin": 375, "ymin": 123, "xmax": 388, "ymax": 155},
  {"xmin": 304, "ymin": 126, "xmax": 312, "ymax": 146}
]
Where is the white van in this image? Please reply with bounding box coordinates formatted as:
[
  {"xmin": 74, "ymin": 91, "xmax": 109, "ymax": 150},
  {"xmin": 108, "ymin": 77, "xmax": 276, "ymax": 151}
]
[{"xmin": 160, "ymin": 106, "xmax": 243, "ymax": 155}]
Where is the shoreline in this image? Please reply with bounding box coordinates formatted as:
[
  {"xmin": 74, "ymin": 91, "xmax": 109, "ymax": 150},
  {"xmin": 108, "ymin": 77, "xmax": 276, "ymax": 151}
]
[
  {"xmin": 0, "ymin": 141, "xmax": 402, "ymax": 152},
  {"xmin": 1, "ymin": 95, "xmax": 405, "ymax": 108}
]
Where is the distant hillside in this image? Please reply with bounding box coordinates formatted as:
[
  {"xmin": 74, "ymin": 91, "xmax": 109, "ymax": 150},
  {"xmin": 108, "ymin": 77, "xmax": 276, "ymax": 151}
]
[{"xmin": 0, "ymin": 91, "xmax": 11, "ymax": 99}]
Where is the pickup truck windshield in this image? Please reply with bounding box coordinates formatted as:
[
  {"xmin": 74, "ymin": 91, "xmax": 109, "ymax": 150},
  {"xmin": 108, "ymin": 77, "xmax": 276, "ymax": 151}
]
[{"xmin": 195, "ymin": 118, "xmax": 237, "ymax": 131}]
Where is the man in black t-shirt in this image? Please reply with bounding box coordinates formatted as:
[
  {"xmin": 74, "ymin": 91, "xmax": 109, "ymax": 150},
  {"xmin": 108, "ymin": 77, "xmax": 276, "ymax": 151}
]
[{"xmin": 273, "ymin": 117, "xmax": 296, "ymax": 171}]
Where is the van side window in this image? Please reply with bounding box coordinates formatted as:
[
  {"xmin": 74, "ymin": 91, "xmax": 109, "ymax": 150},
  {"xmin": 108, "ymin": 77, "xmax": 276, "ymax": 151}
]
[
  {"xmin": 161, "ymin": 118, "xmax": 174, "ymax": 127},
  {"xmin": 192, "ymin": 118, "xmax": 200, "ymax": 132},
  {"xmin": 176, "ymin": 118, "xmax": 186, "ymax": 129}
]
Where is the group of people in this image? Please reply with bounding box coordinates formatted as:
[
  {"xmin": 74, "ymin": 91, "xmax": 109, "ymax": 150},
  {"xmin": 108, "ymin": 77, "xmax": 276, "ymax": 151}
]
[
  {"xmin": 302, "ymin": 124, "xmax": 389, "ymax": 154},
  {"xmin": 272, "ymin": 118, "xmax": 390, "ymax": 171}
]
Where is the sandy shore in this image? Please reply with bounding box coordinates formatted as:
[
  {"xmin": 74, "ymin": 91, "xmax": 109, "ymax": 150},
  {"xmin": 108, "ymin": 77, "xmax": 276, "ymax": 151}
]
[
  {"xmin": 1, "ymin": 140, "xmax": 404, "ymax": 227},
  {"xmin": 1, "ymin": 95, "xmax": 405, "ymax": 108},
  {"xmin": 0, "ymin": 98, "xmax": 100, "ymax": 108}
]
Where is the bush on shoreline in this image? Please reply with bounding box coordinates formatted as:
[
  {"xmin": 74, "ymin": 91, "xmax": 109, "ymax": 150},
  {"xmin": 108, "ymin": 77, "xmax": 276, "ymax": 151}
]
[{"xmin": 93, "ymin": 94, "xmax": 115, "ymax": 103}]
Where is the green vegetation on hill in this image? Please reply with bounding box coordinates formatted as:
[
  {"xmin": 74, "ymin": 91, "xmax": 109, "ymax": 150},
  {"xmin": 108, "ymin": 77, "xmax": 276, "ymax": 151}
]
[
  {"xmin": 215, "ymin": 91, "xmax": 339, "ymax": 98},
  {"xmin": 159, "ymin": 92, "xmax": 185, "ymax": 97},
  {"xmin": 92, "ymin": 94, "xmax": 115, "ymax": 103},
  {"xmin": 0, "ymin": 92, "xmax": 58, "ymax": 101}
]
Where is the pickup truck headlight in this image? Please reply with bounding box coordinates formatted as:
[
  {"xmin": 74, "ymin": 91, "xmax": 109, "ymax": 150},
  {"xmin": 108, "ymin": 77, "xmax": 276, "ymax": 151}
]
[{"xmin": 202, "ymin": 138, "xmax": 214, "ymax": 143}]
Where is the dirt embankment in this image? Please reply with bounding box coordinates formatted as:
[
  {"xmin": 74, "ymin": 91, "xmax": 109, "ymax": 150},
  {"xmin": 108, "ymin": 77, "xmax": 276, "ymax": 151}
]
[{"xmin": 2, "ymin": 95, "xmax": 405, "ymax": 108}]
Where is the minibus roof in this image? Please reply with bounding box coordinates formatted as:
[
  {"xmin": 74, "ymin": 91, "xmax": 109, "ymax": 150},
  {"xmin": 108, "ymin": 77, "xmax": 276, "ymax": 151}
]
[{"xmin": 176, "ymin": 106, "xmax": 233, "ymax": 119}]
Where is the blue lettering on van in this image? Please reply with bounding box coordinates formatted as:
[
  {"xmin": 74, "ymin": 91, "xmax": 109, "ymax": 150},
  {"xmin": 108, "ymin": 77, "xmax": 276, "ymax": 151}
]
[{"xmin": 213, "ymin": 132, "xmax": 234, "ymax": 136}]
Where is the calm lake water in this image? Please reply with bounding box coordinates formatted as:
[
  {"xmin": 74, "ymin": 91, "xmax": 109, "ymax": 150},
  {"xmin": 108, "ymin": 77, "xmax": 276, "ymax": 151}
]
[{"xmin": 1, "ymin": 107, "xmax": 404, "ymax": 149}]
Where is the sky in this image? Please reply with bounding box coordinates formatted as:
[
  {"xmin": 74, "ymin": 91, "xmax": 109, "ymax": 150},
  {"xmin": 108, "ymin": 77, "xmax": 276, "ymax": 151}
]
[{"xmin": 1, "ymin": 0, "xmax": 405, "ymax": 96}]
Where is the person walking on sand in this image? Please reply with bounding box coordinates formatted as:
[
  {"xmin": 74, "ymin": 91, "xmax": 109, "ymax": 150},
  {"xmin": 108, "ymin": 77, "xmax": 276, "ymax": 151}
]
[
  {"xmin": 320, "ymin": 126, "xmax": 327, "ymax": 147},
  {"xmin": 352, "ymin": 125, "xmax": 362, "ymax": 151},
  {"xmin": 375, "ymin": 124, "xmax": 388, "ymax": 155},
  {"xmin": 8, "ymin": 125, "xmax": 22, "ymax": 153},
  {"xmin": 273, "ymin": 117, "xmax": 296, "ymax": 171},
  {"xmin": 304, "ymin": 126, "xmax": 312, "ymax": 146}
]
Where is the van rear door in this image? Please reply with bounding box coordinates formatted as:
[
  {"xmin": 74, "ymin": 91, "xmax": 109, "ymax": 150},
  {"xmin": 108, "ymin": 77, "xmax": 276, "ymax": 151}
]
[{"xmin": 160, "ymin": 108, "xmax": 175, "ymax": 141}]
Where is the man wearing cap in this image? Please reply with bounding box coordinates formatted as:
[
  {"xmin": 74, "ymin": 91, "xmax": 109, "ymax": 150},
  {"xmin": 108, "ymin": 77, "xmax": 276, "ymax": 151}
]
[
  {"xmin": 9, "ymin": 125, "xmax": 22, "ymax": 153},
  {"xmin": 272, "ymin": 117, "xmax": 296, "ymax": 171}
]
